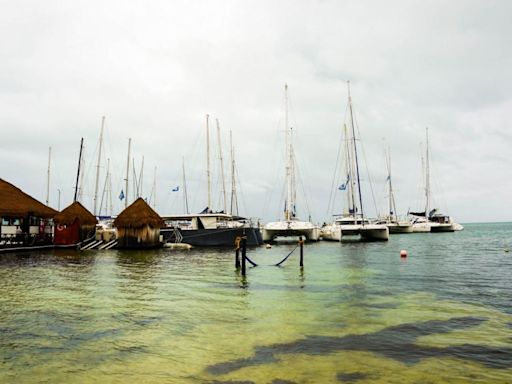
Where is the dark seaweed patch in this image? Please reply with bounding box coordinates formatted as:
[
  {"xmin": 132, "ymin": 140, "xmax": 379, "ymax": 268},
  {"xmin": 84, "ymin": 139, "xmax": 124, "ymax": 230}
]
[
  {"xmin": 206, "ymin": 316, "xmax": 512, "ymax": 375},
  {"xmin": 336, "ymin": 372, "xmax": 370, "ymax": 382}
]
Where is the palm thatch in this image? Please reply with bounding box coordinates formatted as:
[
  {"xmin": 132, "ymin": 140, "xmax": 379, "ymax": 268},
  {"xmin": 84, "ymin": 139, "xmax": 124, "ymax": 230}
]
[
  {"xmin": 114, "ymin": 198, "xmax": 164, "ymax": 229},
  {"xmin": 0, "ymin": 178, "xmax": 57, "ymax": 218},
  {"xmin": 54, "ymin": 201, "xmax": 97, "ymax": 226}
]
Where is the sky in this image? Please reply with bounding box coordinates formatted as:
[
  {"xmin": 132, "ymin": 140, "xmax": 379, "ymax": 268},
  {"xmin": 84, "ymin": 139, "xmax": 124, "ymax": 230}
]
[{"xmin": 1, "ymin": 0, "xmax": 511, "ymax": 223}]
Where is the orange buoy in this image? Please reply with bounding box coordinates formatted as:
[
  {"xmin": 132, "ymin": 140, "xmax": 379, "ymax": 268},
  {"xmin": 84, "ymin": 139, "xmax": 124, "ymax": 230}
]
[{"xmin": 400, "ymin": 249, "xmax": 408, "ymax": 258}]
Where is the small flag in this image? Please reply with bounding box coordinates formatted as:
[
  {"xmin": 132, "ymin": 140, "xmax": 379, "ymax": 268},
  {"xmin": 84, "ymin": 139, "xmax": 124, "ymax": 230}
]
[
  {"xmin": 338, "ymin": 175, "xmax": 350, "ymax": 191},
  {"xmin": 119, "ymin": 190, "xmax": 125, "ymax": 201},
  {"xmin": 172, "ymin": 186, "xmax": 180, "ymax": 192}
]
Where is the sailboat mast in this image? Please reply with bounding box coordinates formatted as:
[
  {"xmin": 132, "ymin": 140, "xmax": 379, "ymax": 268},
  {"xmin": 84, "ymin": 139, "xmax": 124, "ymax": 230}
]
[
  {"xmin": 182, "ymin": 157, "xmax": 189, "ymax": 214},
  {"xmin": 150, "ymin": 166, "xmax": 156, "ymax": 209},
  {"xmin": 139, "ymin": 156, "xmax": 144, "ymax": 199},
  {"xmin": 46, "ymin": 146, "xmax": 51, "ymax": 206},
  {"xmin": 125, "ymin": 138, "xmax": 131, "ymax": 208},
  {"xmin": 343, "ymin": 124, "xmax": 355, "ymax": 216},
  {"xmin": 93, "ymin": 116, "xmax": 105, "ymax": 215},
  {"xmin": 229, "ymin": 130, "xmax": 238, "ymax": 216},
  {"xmin": 206, "ymin": 114, "xmax": 212, "ymax": 211},
  {"xmin": 216, "ymin": 119, "xmax": 228, "ymax": 213},
  {"xmin": 347, "ymin": 81, "xmax": 365, "ymax": 221},
  {"xmin": 386, "ymin": 147, "xmax": 397, "ymax": 221},
  {"xmin": 74, "ymin": 138, "xmax": 84, "ymax": 202},
  {"xmin": 425, "ymin": 127, "xmax": 430, "ymax": 220},
  {"xmin": 284, "ymin": 83, "xmax": 294, "ymax": 221}
]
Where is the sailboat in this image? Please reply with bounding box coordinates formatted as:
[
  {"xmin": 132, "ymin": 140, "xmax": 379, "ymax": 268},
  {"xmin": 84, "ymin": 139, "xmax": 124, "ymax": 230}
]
[
  {"xmin": 262, "ymin": 84, "xmax": 320, "ymax": 242},
  {"xmin": 321, "ymin": 82, "xmax": 389, "ymax": 242},
  {"xmin": 410, "ymin": 128, "xmax": 462, "ymax": 232},
  {"xmin": 381, "ymin": 148, "xmax": 413, "ymax": 233},
  {"xmin": 160, "ymin": 115, "xmax": 263, "ymax": 246}
]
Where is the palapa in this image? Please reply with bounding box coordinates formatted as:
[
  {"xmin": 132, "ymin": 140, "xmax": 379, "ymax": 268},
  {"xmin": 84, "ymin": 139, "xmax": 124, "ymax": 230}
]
[
  {"xmin": 114, "ymin": 198, "xmax": 164, "ymax": 229},
  {"xmin": 54, "ymin": 201, "xmax": 97, "ymax": 226},
  {"xmin": 0, "ymin": 178, "xmax": 57, "ymax": 218}
]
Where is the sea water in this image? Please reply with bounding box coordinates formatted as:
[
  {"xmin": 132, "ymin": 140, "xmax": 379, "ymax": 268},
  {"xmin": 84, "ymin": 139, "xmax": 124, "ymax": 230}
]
[{"xmin": 1, "ymin": 223, "xmax": 511, "ymax": 383}]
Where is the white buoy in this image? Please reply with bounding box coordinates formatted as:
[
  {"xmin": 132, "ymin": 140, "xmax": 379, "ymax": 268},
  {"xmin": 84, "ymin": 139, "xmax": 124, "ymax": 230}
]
[{"xmin": 400, "ymin": 249, "xmax": 408, "ymax": 258}]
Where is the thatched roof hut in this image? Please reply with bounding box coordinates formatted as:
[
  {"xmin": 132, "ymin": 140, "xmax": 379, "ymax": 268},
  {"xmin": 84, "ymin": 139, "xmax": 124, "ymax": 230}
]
[
  {"xmin": 114, "ymin": 198, "xmax": 164, "ymax": 229},
  {"xmin": 0, "ymin": 178, "xmax": 57, "ymax": 218},
  {"xmin": 114, "ymin": 198, "xmax": 164, "ymax": 249},
  {"xmin": 54, "ymin": 201, "xmax": 97, "ymax": 226},
  {"xmin": 53, "ymin": 201, "xmax": 98, "ymax": 245}
]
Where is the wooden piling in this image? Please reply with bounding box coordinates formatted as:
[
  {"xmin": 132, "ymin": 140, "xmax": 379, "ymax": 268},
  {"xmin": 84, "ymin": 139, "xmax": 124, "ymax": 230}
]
[
  {"xmin": 241, "ymin": 236, "xmax": 247, "ymax": 276},
  {"xmin": 299, "ymin": 236, "xmax": 304, "ymax": 267},
  {"xmin": 235, "ymin": 236, "xmax": 241, "ymax": 268}
]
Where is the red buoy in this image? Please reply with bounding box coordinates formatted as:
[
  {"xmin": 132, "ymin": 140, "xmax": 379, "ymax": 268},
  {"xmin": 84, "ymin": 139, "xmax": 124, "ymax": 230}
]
[{"xmin": 400, "ymin": 249, "xmax": 408, "ymax": 258}]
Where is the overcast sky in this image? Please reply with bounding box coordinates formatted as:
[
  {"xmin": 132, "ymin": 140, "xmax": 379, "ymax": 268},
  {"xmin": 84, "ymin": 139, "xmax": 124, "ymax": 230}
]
[{"xmin": 1, "ymin": 0, "xmax": 511, "ymax": 223}]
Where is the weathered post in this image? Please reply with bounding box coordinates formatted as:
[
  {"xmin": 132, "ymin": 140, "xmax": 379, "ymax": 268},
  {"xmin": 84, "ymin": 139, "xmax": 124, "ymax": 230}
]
[
  {"xmin": 299, "ymin": 236, "xmax": 304, "ymax": 267},
  {"xmin": 235, "ymin": 236, "xmax": 241, "ymax": 268},
  {"xmin": 241, "ymin": 236, "xmax": 247, "ymax": 276}
]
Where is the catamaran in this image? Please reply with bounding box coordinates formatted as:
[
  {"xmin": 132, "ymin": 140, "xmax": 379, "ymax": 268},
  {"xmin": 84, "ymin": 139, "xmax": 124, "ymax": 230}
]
[
  {"xmin": 321, "ymin": 82, "xmax": 389, "ymax": 242},
  {"xmin": 410, "ymin": 127, "xmax": 463, "ymax": 232},
  {"xmin": 262, "ymin": 84, "xmax": 320, "ymax": 242},
  {"xmin": 379, "ymin": 147, "xmax": 413, "ymax": 233}
]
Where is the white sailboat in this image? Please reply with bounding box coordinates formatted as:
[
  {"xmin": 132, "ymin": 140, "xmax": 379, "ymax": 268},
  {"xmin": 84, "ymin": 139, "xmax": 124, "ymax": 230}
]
[
  {"xmin": 382, "ymin": 148, "xmax": 413, "ymax": 234},
  {"xmin": 321, "ymin": 82, "xmax": 389, "ymax": 242},
  {"xmin": 262, "ymin": 84, "xmax": 320, "ymax": 242},
  {"xmin": 410, "ymin": 127, "xmax": 462, "ymax": 232}
]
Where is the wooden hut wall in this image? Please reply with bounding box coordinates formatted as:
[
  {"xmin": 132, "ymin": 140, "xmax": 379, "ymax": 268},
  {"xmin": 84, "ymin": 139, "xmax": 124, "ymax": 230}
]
[
  {"xmin": 54, "ymin": 219, "xmax": 81, "ymax": 245},
  {"xmin": 117, "ymin": 225, "xmax": 161, "ymax": 249}
]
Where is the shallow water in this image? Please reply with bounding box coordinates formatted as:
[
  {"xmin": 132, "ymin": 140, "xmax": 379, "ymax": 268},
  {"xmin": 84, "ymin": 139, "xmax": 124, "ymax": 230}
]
[{"xmin": 1, "ymin": 223, "xmax": 511, "ymax": 383}]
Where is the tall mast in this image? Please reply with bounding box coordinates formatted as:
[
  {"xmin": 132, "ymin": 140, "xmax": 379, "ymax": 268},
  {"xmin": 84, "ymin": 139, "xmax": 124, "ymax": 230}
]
[
  {"xmin": 74, "ymin": 138, "xmax": 84, "ymax": 202},
  {"xmin": 347, "ymin": 81, "xmax": 364, "ymax": 222},
  {"xmin": 108, "ymin": 159, "xmax": 113, "ymax": 216},
  {"xmin": 150, "ymin": 166, "xmax": 156, "ymax": 209},
  {"xmin": 206, "ymin": 114, "xmax": 212, "ymax": 211},
  {"xmin": 229, "ymin": 130, "xmax": 238, "ymax": 216},
  {"xmin": 182, "ymin": 157, "xmax": 189, "ymax": 214},
  {"xmin": 99, "ymin": 158, "xmax": 110, "ymax": 217},
  {"xmin": 46, "ymin": 146, "xmax": 51, "ymax": 206},
  {"xmin": 386, "ymin": 147, "xmax": 397, "ymax": 221},
  {"xmin": 78, "ymin": 147, "xmax": 85, "ymax": 202},
  {"xmin": 425, "ymin": 127, "xmax": 430, "ymax": 219},
  {"xmin": 216, "ymin": 119, "xmax": 228, "ymax": 213},
  {"xmin": 284, "ymin": 83, "xmax": 294, "ymax": 221},
  {"xmin": 343, "ymin": 124, "xmax": 355, "ymax": 216},
  {"xmin": 139, "ymin": 156, "xmax": 144, "ymax": 199},
  {"xmin": 125, "ymin": 138, "xmax": 131, "ymax": 208},
  {"xmin": 93, "ymin": 116, "xmax": 105, "ymax": 215}
]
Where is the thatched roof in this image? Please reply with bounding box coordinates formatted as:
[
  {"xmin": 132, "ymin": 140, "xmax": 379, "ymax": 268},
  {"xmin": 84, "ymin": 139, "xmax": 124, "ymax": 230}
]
[
  {"xmin": 54, "ymin": 201, "xmax": 98, "ymax": 226},
  {"xmin": 114, "ymin": 198, "xmax": 164, "ymax": 229},
  {"xmin": 0, "ymin": 178, "xmax": 57, "ymax": 218}
]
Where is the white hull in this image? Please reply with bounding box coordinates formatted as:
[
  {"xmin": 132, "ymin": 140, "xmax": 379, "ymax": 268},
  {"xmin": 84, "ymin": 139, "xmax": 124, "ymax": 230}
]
[
  {"xmin": 387, "ymin": 222, "xmax": 413, "ymax": 234},
  {"xmin": 320, "ymin": 224, "xmax": 342, "ymax": 241},
  {"xmin": 452, "ymin": 223, "xmax": 464, "ymax": 231},
  {"xmin": 359, "ymin": 224, "xmax": 389, "ymax": 241},
  {"xmin": 412, "ymin": 222, "xmax": 431, "ymax": 232},
  {"xmin": 322, "ymin": 223, "xmax": 389, "ymax": 241},
  {"xmin": 262, "ymin": 220, "xmax": 320, "ymax": 242}
]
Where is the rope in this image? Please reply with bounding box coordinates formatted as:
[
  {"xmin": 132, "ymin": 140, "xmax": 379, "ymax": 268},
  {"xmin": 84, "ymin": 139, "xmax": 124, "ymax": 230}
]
[
  {"xmin": 274, "ymin": 244, "xmax": 299, "ymax": 266},
  {"xmin": 245, "ymin": 254, "xmax": 258, "ymax": 267}
]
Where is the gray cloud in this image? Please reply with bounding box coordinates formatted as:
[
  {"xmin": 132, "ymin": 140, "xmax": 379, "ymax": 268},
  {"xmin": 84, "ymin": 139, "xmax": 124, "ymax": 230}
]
[{"xmin": 1, "ymin": 0, "xmax": 511, "ymax": 222}]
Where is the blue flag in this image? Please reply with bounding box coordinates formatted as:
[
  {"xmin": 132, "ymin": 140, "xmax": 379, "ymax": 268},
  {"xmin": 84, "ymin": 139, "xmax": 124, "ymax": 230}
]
[
  {"xmin": 172, "ymin": 186, "xmax": 179, "ymax": 192},
  {"xmin": 338, "ymin": 175, "xmax": 350, "ymax": 191},
  {"xmin": 119, "ymin": 190, "xmax": 125, "ymax": 201}
]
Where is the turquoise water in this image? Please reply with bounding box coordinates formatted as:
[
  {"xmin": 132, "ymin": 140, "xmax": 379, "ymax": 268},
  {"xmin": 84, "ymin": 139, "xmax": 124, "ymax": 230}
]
[{"xmin": 1, "ymin": 223, "xmax": 511, "ymax": 383}]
